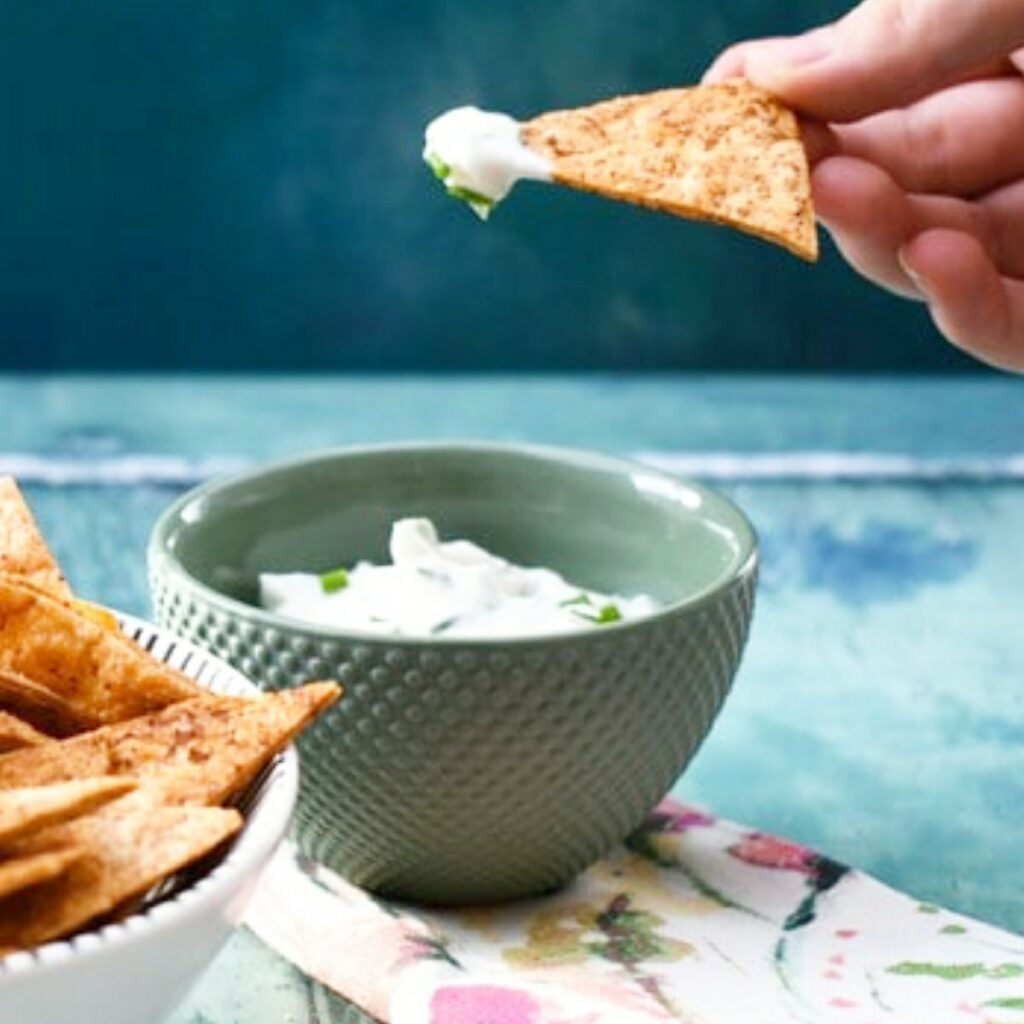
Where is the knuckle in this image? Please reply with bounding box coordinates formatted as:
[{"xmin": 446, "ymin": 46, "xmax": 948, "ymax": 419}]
[
  {"xmin": 904, "ymin": 107, "xmax": 955, "ymax": 190},
  {"xmin": 849, "ymin": 0, "xmax": 919, "ymax": 40},
  {"xmin": 844, "ymin": 0, "xmax": 934, "ymax": 79},
  {"xmin": 887, "ymin": 0, "xmax": 918, "ymax": 38}
]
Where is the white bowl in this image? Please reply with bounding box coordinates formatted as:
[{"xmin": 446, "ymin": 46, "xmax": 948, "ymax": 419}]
[{"xmin": 0, "ymin": 614, "xmax": 299, "ymax": 1024}]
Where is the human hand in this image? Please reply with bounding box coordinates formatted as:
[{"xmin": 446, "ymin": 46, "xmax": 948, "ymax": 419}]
[{"xmin": 704, "ymin": 0, "xmax": 1024, "ymax": 371}]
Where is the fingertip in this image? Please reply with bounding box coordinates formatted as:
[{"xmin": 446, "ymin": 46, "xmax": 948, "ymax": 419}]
[
  {"xmin": 898, "ymin": 229, "xmax": 990, "ymax": 304},
  {"xmin": 741, "ymin": 28, "xmax": 836, "ymax": 105},
  {"xmin": 810, "ymin": 156, "xmax": 905, "ymax": 231},
  {"xmin": 700, "ymin": 63, "xmax": 726, "ymax": 86},
  {"xmin": 900, "ymin": 228, "xmax": 983, "ymax": 275},
  {"xmin": 701, "ymin": 34, "xmax": 810, "ymax": 86},
  {"xmin": 807, "ymin": 156, "xmax": 921, "ymax": 299},
  {"xmin": 899, "ymin": 229, "xmax": 1018, "ymax": 368},
  {"xmin": 701, "ymin": 44, "xmax": 749, "ymax": 84}
]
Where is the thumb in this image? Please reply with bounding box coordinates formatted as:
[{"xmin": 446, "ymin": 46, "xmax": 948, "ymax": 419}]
[{"xmin": 728, "ymin": 0, "xmax": 1024, "ymax": 123}]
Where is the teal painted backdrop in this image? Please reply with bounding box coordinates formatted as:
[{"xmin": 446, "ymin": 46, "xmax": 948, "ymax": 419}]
[{"xmin": 0, "ymin": 1, "xmax": 975, "ymax": 371}]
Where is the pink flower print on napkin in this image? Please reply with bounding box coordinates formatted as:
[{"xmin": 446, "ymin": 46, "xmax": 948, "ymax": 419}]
[
  {"xmin": 430, "ymin": 984, "xmax": 541, "ymax": 1024},
  {"xmin": 728, "ymin": 832, "xmax": 849, "ymax": 932},
  {"xmin": 727, "ymin": 833, "xmax": 817, "ymax": 874},
  {"xmin": 625, "ymin": 799, "xmax": 717, "ymax": 872},
  {"xmin": 645, "ymin": 798, "xmax": 716, "ymax": 834}
]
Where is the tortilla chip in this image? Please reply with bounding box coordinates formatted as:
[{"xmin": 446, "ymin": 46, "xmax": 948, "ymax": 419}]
[
  {"xmin": 0, "ymin": 668, "xmax": 99, "ymax": 738},
  {"xmin": 0, "ymin": 682, "xmax": 341, "ymax": 806},
  {"xmin": 522, "ymin": 81, "xmax": 818, "ymax": 261},
  {"xmin": 0, "ymin": 574, "xmax": 201, "ymax": 729},
  {"xmin": 0, "ymin": 478, "xmax": 73, "ymax": 599},
  {"xmin": 0, "ymin": 801, "xmax": 241, "ymax": 950},
  {"xmin": 72, "ymin": 600, "xmax": 119, "ymax": 632},
  {"xmin": 0, "ymin": 710, "xmax": 50, "ymax": 753},
  {"xmin": 0, "ymin": 778, "xmax": 136, "ymax": 848},
  {"xmin": 0, "ymin": 847, "xmax": 83, "ymax": 903}
]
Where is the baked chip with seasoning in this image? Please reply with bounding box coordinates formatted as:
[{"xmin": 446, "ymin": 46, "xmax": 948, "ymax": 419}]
[
  {"xmin": 0, "ymin": 848, "xmax": 84, "ymax": 905},
  {"xmin": 0, "ymin": 710, "xmax": 49, "ymax": 753},
  {"xmin": 0, "ymin": 574, "xmax": 201, "ymax": 730},
  {"xmin": 0, "ymin": 778, "xmax": 135, "ymax": 847},
  {"xmin": 522, "ymin": 82, "xmax": 817, "ymax": 260},
  {"xmin": 0, "ymin": 682, "xmax": 341, "ymax": 806},
  {"xmin": 0, "ymin": 801, "xmax": 242, "ymax": 952},
  {"xmin": 0, "ymin": 477, "xmax": 72, "ymax": 598}
]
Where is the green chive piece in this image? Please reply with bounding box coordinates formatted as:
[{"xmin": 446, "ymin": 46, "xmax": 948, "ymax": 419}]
[
  {"xmin": 425, "ymin": 152, "xmax": 451, "ymax": 181},
  {"xmin": 566, "ymin": 595, "xmax": 622, "ymax": 625},
  {"xmin": 319, "ymin": 567, "xmax": 349, "ymax": 594},
  {"xmin": 446, "ymin": 185, "xmax": 492, "ymax": 205},
  {"xmin": 424, "ymin": 152, "xmax": 497, "ymax": 220},
  {"xmin": 445, "ymin": 185, "xmax": 496, "ymax": 220}
]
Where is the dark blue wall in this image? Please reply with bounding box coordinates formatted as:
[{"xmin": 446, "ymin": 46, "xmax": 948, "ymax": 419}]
[{"xmin": 0, "ymin": 1, "xmax": 974, "ymax": 371}]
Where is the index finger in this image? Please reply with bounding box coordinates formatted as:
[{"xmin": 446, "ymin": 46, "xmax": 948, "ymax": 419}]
[{"xmin": 703, "ymin": 0, "xmax": 1024, "ymax": 123}]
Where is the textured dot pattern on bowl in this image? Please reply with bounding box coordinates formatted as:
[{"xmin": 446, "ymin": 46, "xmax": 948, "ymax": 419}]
[{"xmin": 149, "ymin": 443, "xmax": 758, "ymax": 905}]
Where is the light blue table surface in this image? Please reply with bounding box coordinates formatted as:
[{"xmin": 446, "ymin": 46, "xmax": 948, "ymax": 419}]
[{"xmin": 2, "ymin": 373, "xmax": 1022, "ymax": 1023}]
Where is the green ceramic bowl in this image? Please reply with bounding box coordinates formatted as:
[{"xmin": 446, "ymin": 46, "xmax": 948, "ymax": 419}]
[{"xmin": 148, "ymin": 443, "xmax": 757, "ymax": 905}]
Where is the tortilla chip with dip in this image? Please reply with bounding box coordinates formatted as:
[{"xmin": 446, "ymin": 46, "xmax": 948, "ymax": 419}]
[{"xmin": 521, "ymin": 82, "xmax": 817, "ymax": 261}]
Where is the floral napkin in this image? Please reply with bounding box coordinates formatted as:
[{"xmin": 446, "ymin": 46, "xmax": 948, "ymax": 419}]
[{"xmin": 245, "ymin": 799, "xmax": 1024, "ymax": 1024}]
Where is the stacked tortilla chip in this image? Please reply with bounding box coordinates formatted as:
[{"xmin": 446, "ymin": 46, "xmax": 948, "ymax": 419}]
[{"xmin": 0, "ymin": 478, "xmax": 340, "ymax": 953}]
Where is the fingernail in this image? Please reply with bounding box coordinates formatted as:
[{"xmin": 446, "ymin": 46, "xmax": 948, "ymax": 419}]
[
  {"xmin": 898, "ymin": 248, "xmax": 929, "ymax": 293},
  {"xmin": 745, "ymin": 28, "xmax": 833, "ymax": 89}
]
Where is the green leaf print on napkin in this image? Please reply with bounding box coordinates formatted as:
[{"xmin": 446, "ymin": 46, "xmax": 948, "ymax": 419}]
[
  {"xmin": 505, "ymin": 893, "xmax": 693, "ymax": 1018},
  {"xmin": 887, "ymin": 961, "xmax": 1024, "ymax": 981}
]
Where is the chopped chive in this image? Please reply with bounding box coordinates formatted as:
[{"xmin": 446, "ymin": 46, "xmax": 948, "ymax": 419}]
[
  {"xmin": 319, "ymin": 567, "xmax": 349, "ymax": 594},
  {"xmin": 568, "ymin": 598, "xmax": 622, "ymax": 625},
  {"xmin": 425, "ymin": 152, "xmax": 451, "ymax": 181},
  {"xmin": 446, "ymin": 185, "xmax": 493, "ymax": 205},
  {"xmin": 445, "ymin": 185, "xmax": 496, "ymax": 220},
  {"xmin": 425, "ymin": 154, "xmax": 498, "ymax": 220},
  {"xmin": 559, "ymin": 592, "xmax": 594, "ymax": 608}
]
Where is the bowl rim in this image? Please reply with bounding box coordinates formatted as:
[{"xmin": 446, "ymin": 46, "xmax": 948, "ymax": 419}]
[
  {"xmin": 0, "ymin": 612, "xmax": 299, "ymax": 984},
  {"xmin": 148, "ymin": 440, "xmax": 758, "ymax": 648}
]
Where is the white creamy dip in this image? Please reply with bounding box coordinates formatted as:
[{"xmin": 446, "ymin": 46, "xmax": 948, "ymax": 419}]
[
  {"xmin": 259, "ymin": 518, "xmax": 657, "ymax": 639},
  {"xmin": 423, "ymin": 106, "xmax": 552, "ymax": 218}
]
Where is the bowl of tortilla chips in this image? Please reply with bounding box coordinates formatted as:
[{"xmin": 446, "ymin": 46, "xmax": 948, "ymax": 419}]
[{"xmin": 0, "ymin": 478, "xmax": 340, "ymax": 1024}]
